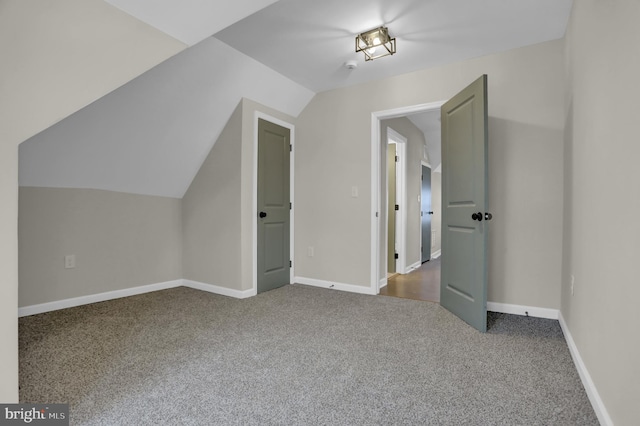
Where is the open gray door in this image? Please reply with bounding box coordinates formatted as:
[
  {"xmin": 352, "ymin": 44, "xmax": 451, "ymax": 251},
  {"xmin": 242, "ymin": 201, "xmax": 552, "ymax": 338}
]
[
  {"xmin": 257, "ymin": 119, "xmax": 290, "ymax": 293},
  {"xmin": 440, "ymin": 75, "xmax": 490, "ymax": 332}
]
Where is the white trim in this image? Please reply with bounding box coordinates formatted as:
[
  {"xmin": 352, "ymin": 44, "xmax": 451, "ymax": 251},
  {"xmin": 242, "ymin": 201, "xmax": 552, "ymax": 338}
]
[
  {"xmin": 406, "ymin": 261, "xmax": 421, "ymax": 273},
  {"xmin": 371, "ymin": 101, "xmax": 446, "ymax": 295},
  {"xmin": 558, "ymin": 312, "xmax": 613, "ymax": 426},
  {"xmin": 254, "ymin": 112, "xmax": 296, "ymax": 296},
  {"xmin": 379, "ymin": 277, "xmax": 388, "ymax": 289},
  {"xmin": 487, "ymin": 302, "xmax": 559, "ymax": 320},
  {"xmin": 184, "ymin": 279, "xmax": 256, "ymax": 299},
  {"xmin": 431, "ymin": 249, "xmax": 442, "ymax": 259},
  {"xmin": 18, "ymin": 279, "xmax": 182, "ymax": 317},
  {"xmin": 370, "ymin": 114, "xmax": 380, "ymax": 297},
  {"xmin": 294, "ymin": 277, "xmax": 377, "ymax": 295}
]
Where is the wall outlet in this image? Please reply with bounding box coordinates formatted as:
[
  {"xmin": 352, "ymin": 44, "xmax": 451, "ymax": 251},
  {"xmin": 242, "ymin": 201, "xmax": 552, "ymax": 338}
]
[
  {"xmin": 65, "ymin": 255, "xmax": 76, "ymax": 269},
  {"xmin": 570, "ymin": 275, "xmax": 575, "ymax": 296},
  {"xmin": 308, "ymin": 246, "xmax": 314, "ymax": 257}
]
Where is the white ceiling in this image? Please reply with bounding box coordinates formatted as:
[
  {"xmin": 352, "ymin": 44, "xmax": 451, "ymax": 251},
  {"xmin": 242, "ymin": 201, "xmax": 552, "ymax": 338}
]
[
  {"xmin": 18, "ymin": 0, "xmax": 573, "ymax": 197},
  {"xmin": 104, "ymin": 0, "xmax": 281, "ymax": 46},
  {"xmin": 215, "ymin": 0, "xmax": 573, "ymax": 92},
  {"xmin": 407, "ymin": 111, "xmax": 442, "ymax": 169},
  {"xmin": 19, "ymin": 38, "xmax": 314, "ymax": 198}
]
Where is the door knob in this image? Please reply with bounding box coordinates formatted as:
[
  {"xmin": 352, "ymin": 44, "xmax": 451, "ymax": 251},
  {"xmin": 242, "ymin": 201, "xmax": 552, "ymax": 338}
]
[
  {"xmin": 259, "ymin": 211, "xmax": 267, "ymax": 218},
  {"xmin": 484, "ymin": 212, "xmax": 493, "ymax": 221},
  {"xmin": 471, "ymin": 212, "xmax": 483, "ymax": 221},
  {"xmin": 428, "ymin": 211, "xmax": 434, "ymax": 215}
]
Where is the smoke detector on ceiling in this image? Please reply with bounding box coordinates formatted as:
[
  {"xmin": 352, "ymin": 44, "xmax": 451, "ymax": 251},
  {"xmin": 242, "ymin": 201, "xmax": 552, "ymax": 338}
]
[{"xmin": 344, "ymin": 60, "xmax": 358, "ymax": 70}]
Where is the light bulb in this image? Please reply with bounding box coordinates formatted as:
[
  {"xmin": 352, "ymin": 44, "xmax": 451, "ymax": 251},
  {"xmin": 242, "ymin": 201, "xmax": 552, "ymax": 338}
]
[{"xmin": 367, "ymin": 37, "xmax": 381, "ymax": 55}]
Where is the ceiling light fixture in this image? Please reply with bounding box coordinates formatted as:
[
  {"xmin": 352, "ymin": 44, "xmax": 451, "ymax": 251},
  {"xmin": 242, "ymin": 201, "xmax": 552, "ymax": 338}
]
[{"xmin": 355, "ymin": 26, "xmax": 396, "ymax": 61}]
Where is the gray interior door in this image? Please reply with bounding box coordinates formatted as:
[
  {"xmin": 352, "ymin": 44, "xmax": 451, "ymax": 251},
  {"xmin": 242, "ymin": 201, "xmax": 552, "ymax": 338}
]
[
  {"xmin": 257, "ymin": 119, "xmax": 290, "ymax": 293},
  {"xmin": 421, "ymin": 165, "xmax": 432, "ymax": 263},
  {"xmin": 440, "ymin": 75, "xmax": 489, "ymax": 332}
]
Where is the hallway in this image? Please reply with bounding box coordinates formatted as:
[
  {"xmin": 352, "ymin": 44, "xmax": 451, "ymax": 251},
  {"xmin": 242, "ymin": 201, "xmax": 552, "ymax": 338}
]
[{"xmin": 380, "ymin": 258, "xmax": 441, "ymax": 303}]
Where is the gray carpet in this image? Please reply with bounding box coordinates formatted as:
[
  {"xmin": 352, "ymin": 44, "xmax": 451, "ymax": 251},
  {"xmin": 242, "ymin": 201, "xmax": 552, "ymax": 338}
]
[{"xmin": 19, "ymin": 285, "xmax": 598, "ymax": 425}]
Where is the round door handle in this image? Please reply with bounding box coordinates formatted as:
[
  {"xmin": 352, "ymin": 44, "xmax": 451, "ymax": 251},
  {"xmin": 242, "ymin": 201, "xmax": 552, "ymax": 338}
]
[
  {"xmin": 485, "ymin": 212, "xmax": 493, "ymax": 221},
  {"xmin": 259, "ymin": 211, "xmax": 267, "ymax": 218},
  {"xmin": 471, "ymin": 212, "xmax": 483, "ymax": 221}
]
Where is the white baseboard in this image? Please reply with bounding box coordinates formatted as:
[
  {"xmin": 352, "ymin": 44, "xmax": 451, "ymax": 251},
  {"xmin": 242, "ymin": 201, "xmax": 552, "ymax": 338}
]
[
  {"xmin": 294, "ymin": 276, "xmax": 376, "ymax": 295},
  {"xmin": 406, "ymin": 261, "xmax": 421, "ymax": 273},
  {"xmin": 431, "ymin": 249, "xmax": 441, "ymax": 259},
  {"xmin": 183, "ymin": 280, "xmax": 256, "ymax": 299},
  {"xmin": 487, "ymin": 302, "xmax": 559, "ymax": 320},
  {"xmin": 558, "ymin": 312, "xmax": 613, "ymax": 426},
  {"xmin": 379, "ymin": 277, "xmax": 387, "ymax": 289},
  {"xmin": 18, "ymin": 279, "xmax": 182, "ymax": 317}
]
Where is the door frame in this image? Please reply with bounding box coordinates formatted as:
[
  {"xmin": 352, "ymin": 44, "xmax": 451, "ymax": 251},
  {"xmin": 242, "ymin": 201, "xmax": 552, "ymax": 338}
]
[
  {"xmin": 385, "ymin": 127, "xmax": 408, "ymax": 279},
  {"xmin": 370, "ymin": 101, "xmax": 445, "ymax": 294},
  {"xmin": 253, "ymin": 111, "xmax": 295, "ymax": 295}
]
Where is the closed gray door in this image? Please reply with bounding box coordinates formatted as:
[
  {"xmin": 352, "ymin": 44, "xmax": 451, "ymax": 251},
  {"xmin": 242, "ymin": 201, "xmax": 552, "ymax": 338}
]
[
  {"xmin": 440, "ymin": 75, "xmax": 489, "ymax": 332},
  {"xmin": 257, "ymin": 119, "xmax": 290, "ymax": 293},
  {"xmin": 421, "ymin": 165, "xmax": 432, "ymax": 263}
]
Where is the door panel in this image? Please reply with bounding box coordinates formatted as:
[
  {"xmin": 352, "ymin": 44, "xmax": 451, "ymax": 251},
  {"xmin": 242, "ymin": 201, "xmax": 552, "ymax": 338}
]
[
  {"xmin": 421, "ymin": 165, "xmax": 432, "ymax": 263},
  {"xmin": 264, "ymin": 223, "xmax": 286, "ymax": 272},
  {"xmin": 257, "ymin": 119, "xmax": 290, "ymax": 293},
  {"xmin": 440, "ymin": 75, "xmax": 489, "ymax": 332}
]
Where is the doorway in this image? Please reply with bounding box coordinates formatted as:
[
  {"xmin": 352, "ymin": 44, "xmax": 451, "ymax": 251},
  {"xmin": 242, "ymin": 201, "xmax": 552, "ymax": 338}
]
[{"xmin": 371, "ymin": 101, "xmax": 445, "ymax": 295}]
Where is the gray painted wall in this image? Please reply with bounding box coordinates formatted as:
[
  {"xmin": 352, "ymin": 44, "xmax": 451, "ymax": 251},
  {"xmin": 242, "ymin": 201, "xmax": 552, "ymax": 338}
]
[
  {"xmin": 19, "ymin": 188, "xmax": 182, "ymax": 307},
  {"xmin": 562, "ymin": 2, "xmax": 640, "ymax": 423},
  {"xmin": 182, "ymin": 104, "xmax": 243, "ymax": 287},
  {"xmin": 295, "ymin": 39, "xmax": 565, "ymax": 309}
]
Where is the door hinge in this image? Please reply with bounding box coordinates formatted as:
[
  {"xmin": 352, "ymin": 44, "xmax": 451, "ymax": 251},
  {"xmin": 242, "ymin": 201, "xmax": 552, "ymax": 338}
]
[
  {"xmin": 395, "ymin": 204, "xmax": 399, "ymax": 211},
  {"xmin": 395, "ymin": 155, "xmax": 398, "ymax": 162},
  {"xmin": 375, "ymin": 212, "xmax": 379, "ymax": 217},
  {"xmin": 290, "ymin": 202, "xmax": 292, "ymax": 210},
  {"xmin": 289, "ymin": 144, "xmax": 292, "ymax": 152},
  {"xmin": 289, "ymin": 260, "xmax": 292, "ymax": 267},
  {"xmin": 394, "ymin": 253, "xmax": 399, "ymax": 259}
]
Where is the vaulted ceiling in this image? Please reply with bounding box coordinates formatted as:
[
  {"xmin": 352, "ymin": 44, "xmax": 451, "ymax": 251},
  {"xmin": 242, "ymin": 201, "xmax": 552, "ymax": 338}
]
[{"xmin": 15, "ymin": 0, "xmax": 573, "ymax": 197}]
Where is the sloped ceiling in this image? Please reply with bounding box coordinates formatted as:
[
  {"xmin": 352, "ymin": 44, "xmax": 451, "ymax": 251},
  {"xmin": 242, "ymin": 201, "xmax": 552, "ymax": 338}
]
[
  {"xmin": 17, "ymin": 0, "xmax": 573, "ymax": 198},
  {"xmin": 0, "ymin": 0, "xmax": 186, "ymax": 147},
  {"xmin": 407, "ymin": 111, "xmax": 442, "ymax": 169},
  {"xmin": 104, "ymin": 0, "xmax": 281, "ymax": 46},
  {"xmin": 19, "ymin": 38, "xmax": 314, "ymax": 198}
]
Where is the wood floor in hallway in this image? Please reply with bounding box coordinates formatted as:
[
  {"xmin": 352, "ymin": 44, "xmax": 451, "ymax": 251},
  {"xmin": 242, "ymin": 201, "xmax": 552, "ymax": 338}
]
[{"xmin": 379, "ymin": 258, "xmax": 441, "ymax": 303}]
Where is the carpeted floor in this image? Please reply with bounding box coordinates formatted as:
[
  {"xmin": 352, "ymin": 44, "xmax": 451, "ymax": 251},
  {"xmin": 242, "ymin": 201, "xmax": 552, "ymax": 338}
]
[{"xmin": 19, "ymin": 285, "xmax": 598, "ymax": 425}]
